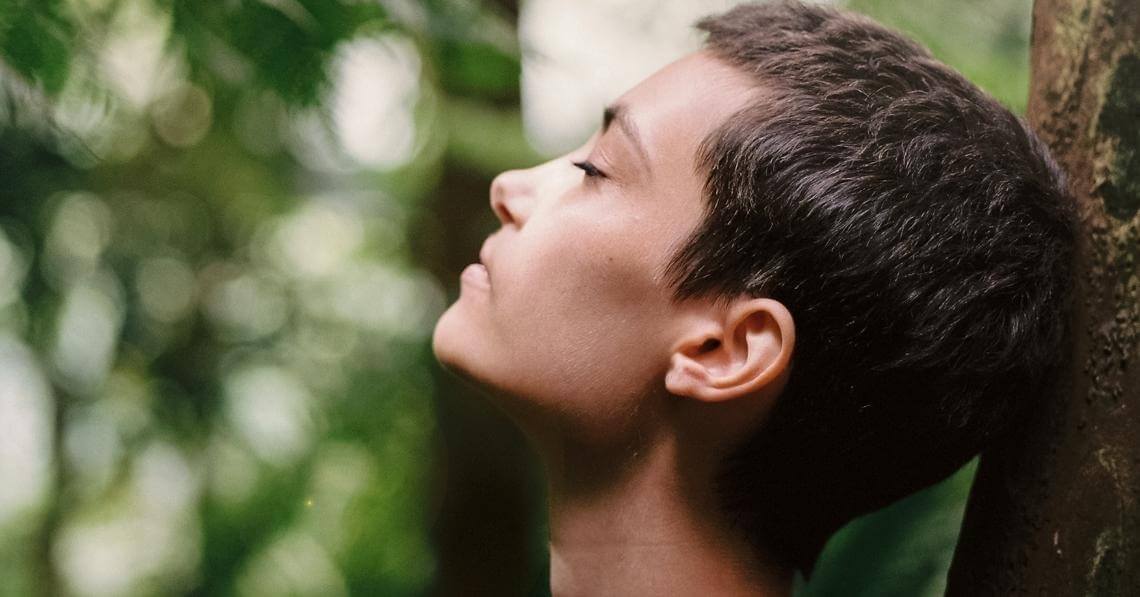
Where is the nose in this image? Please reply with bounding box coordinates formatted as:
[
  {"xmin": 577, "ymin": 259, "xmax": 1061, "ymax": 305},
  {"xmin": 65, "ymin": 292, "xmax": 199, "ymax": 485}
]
[{"xmin": 489, "ymin": 168, "xmax": 533, "ymax": 227}]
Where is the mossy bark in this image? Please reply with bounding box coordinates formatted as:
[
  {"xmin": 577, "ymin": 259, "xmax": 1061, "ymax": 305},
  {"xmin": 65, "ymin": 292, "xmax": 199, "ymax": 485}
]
[{"xmin": 946, "ymin": 0, "xmax": 1140, "ymax": 594}]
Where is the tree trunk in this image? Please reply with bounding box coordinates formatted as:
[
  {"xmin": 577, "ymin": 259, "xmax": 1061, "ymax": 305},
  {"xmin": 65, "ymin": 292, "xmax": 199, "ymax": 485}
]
[{"xmin": 946, "ymin": 0, "xmax": 1140, "ymax": 594}]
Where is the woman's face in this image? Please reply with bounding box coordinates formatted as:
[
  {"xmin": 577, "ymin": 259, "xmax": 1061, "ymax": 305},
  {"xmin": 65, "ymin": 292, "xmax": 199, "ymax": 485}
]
[{"xmin": 432, "ymin": 51, "xmax": 756, "ymax": 445}]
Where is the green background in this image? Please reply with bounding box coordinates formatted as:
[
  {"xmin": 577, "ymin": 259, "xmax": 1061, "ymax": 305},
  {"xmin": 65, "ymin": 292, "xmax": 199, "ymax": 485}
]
[{"xmin": 0, "ymin": 0, "xmax": 1032, "ymax": 594}]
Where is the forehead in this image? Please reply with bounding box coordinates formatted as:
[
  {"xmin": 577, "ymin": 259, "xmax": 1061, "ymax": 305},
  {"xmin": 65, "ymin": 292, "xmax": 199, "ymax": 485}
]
[{"xmin": 616, "ymin": 51, "xmax": 757, "ymax": 175}]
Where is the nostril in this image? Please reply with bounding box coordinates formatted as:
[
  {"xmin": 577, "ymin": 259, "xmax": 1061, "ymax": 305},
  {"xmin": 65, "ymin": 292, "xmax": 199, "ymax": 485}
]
[
  {"xmin": 489, "ymin": 171, "xmax": 522, "ymax": 226},
  {"xmin": 493, "ymin": 199, "xmax": 514, "ymax": 226}
]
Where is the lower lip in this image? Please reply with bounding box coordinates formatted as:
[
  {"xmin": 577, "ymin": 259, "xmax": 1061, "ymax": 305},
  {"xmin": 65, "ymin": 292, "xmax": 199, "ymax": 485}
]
[{"xmin": 460, "ymin": 263, "xmax": 490, "ymax": 290}]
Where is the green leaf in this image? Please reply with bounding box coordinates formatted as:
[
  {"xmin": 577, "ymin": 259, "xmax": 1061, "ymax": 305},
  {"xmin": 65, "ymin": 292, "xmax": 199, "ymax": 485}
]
[
  {"xmin": 165, "ymin": 0, "xmax": 389, "ymax": 106},
  {"xmin": 0, "ymin": 0, "xmax": 74, "ymax": 94}
]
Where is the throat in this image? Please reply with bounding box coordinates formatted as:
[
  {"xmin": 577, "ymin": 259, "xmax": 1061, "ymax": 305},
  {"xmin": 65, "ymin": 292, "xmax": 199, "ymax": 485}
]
[{"xmin": 543, "ymin": 435, "xmax": 793, "ymax": 597}]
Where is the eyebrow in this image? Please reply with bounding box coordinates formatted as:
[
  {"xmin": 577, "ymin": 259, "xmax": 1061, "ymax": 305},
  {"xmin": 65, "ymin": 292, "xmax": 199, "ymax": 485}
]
[{"xmin": 602, "ymin": 103, "xmax": 651, "ymax": 174}]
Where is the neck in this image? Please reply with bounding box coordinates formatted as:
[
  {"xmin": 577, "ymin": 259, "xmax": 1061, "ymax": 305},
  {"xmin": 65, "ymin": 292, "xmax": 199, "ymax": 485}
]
[{"xmin": 542, "ymin": 432, "xmax": 793, "ymax": 597}]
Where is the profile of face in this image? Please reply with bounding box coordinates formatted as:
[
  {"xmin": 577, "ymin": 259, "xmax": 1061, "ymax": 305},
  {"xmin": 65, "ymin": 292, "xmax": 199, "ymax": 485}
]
[{"xmin": 432, "ymin": 51, "xmax": 794, "ymax": 452}]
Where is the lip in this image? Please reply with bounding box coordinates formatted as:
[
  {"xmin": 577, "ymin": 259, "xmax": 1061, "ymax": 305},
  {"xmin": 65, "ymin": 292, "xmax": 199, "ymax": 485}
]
[
  {"xmin": 478, "ymin": 242, "xmax": 493, "ymax": 271},
  {"xmin": 460, "ymin": 263, "xmax": 491, "ymax": 290}
]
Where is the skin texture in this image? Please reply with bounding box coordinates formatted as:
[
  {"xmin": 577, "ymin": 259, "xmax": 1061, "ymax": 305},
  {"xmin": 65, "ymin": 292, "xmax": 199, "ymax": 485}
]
[{"xmin": 433, "ymin": 51, "xmax": 796, "ymax": 596}]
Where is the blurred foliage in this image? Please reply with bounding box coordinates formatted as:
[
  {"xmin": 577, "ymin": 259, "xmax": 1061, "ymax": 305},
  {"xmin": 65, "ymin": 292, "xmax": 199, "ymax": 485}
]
[
  {"xmin": 0, "ymin": 0, "xmax": 526, "ymax": 595},
  {"xmin": 168, "ymin": 0, "xmax": 389, "ymax": 106},
  {"xmin": 0, "ymin": 0, "xmax": 1031, "ymax": 595},
  {"xmin": 0, "ymin": 0, "xmax": 75, "ymax": 94}
]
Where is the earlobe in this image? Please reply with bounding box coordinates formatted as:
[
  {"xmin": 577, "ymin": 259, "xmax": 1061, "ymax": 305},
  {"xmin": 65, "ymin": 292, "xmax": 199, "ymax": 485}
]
[{"xmin": 665, "ymin": 298, "xmax": 794, "ymax": 404}]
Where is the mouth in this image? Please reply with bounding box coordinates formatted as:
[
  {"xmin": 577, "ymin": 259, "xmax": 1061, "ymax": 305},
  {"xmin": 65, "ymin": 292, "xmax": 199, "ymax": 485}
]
[
  {"xmin": 459, "ymin": 240, "xmax": 493, "ymax": 290},
  {"xmin": 478, "ymin": 242, "xmax": 492, "ymax": 270},
  {"xmin": 460, "ymin": 262, "xmax": 490, "ymax": 290}
]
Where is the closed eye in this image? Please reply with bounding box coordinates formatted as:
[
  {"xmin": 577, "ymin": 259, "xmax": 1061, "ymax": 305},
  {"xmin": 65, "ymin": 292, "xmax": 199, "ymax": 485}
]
[{"xmin": 572, "ymin": 160, "xmax": 606, "ymax": 179}]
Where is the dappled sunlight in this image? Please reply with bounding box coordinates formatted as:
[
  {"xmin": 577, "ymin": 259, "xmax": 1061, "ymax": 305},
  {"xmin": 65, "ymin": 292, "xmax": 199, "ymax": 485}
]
[
  {"xmin": 287, "ymin": 32, "xmax": 425, "ymax": 173},
  {"xmin": 42, "ymin": 193, "xmax": 115, "ymax": 286},
  {"xmin": 1, "ymin": 0, "xmax": 447, "ymax": 590},
  {"xmin": 331, "ymin": 35, "xmax": 421, "ymax": 169},
  {"xmin": 54, "ymin": 440, "xmax": 202, "ymax": 597},
  {"xmin": 224, "ymin": 365, "xmax": 315, "ymax": 468},
  {"xmin": 135, "ymin": 256, "xmax": 197, "ymax": 324},
  {"xmin": 97, "ymin": 0, "xmax": 177, "ymax": 110},
  {"xmin": 63, "ymin": 403, "xmax": 123, "ymax": 502},
  {"xmin": 203, "ymin": 268, "xmax": 288, "ymax": 342},
  {"xmin": 269, "ymin": 201, "xmax": 366, "ymax": 278},
  {"xmin": 235, "ymin": 529, "xmax": 349, "ymax": 597},
  {"xmin": 51, "ymin": 275, "xmax": 124, "ymax": 395},
  {"xmin": 0, "ymin": 337, "xmax": 53, "ymax": 527},
  {"xmin": 151, "ymin": 83, "xmax": 213, "ymax": 148}
]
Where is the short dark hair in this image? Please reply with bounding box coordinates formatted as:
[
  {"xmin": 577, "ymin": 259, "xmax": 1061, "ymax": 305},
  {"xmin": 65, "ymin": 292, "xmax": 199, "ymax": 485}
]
[{"xmin": 665, "ymin": 0, "xmax": 1079, "ymax": 576}]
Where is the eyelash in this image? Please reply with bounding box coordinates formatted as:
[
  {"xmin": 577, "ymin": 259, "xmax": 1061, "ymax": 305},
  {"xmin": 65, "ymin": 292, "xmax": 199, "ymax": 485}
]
[{"xmin": 572, "ymin": 160, "xmax": 605, "ymax": 179}]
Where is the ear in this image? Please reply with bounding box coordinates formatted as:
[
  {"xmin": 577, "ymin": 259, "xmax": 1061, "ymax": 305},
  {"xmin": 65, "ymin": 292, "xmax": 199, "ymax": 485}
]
[{"xmin": 665, "ymin": 298, "xmax": 794, "ymax": 403}]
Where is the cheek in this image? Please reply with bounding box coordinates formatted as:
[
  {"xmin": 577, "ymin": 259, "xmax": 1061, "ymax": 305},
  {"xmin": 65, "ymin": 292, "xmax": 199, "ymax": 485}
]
[
  {"xmin": 495, "ymin": 224, "xmax": 668, "ymax": 369},
  {"xmin": 507, "ymin": 220, "xmax": 650, "ymax": 309}
]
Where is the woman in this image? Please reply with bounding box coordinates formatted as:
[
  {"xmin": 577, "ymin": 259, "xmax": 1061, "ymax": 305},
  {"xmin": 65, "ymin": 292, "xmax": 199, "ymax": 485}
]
[{"xmin": 432, "ymin": 1, "xmax": 1077, "ymax": 595}]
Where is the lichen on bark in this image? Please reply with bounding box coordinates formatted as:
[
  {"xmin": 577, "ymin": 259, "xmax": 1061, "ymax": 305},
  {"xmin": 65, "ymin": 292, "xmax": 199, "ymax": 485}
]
[
  {"xmin": 1085, "ymin": 213, "xmax": 1139, "ymax": 405},
  {"xmin": 1093, "ymin": 53, "xmax": 1140, "ymax": 221}
]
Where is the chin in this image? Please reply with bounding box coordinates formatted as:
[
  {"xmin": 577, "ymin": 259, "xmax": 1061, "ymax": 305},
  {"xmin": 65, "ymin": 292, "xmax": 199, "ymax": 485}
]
[
  {"xmin": 431, "ymin": 305, "xmax": 468, "ymax": 371},
  {"xmin": 432, "ymin": 306, "xmax": 497, "ymax": 389},
  {"xmin": 431, "ymin": 308, "xmax": 541, "ymax": 425}
]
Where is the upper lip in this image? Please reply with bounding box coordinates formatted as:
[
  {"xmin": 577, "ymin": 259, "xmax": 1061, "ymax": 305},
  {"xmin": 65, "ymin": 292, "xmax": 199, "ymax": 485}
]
[{"xmin": 478, "ymin": 240, "xmax": 493, "ymax": 272}]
